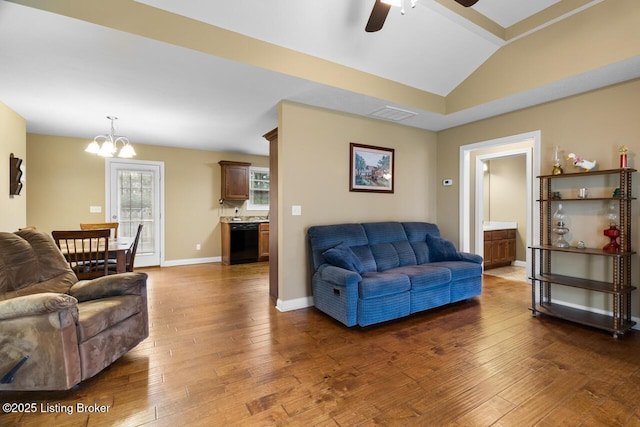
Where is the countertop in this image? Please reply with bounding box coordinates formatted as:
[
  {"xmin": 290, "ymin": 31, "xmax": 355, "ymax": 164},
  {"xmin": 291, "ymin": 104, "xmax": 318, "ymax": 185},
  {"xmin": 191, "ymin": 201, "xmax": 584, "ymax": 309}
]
[
  {"xmin": 483, "ymin": 221, "xmax": 517, "ymax": 231},
  {"xmin": 220, "ymin": 216, "xmax": 269, "ymax": 224}
]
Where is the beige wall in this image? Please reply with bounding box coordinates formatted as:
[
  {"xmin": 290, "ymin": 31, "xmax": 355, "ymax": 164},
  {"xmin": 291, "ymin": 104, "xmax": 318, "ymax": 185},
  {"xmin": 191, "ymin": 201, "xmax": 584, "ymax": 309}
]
[
  {"xmin": 26, "ymin": 134, "xmax": 268, "ymax": 262},
  {"xmin": 447, "ymin": 0, "xmax": 640, "ymax": 113},
  {"xmin": 0, "ymin": 101, "xmax": 26, "ymax": 231},
  {"xmin": 278, "ymin": 102, "xmax": 438, "ymax": 301},
  {"xmin": 486, "ymin": 156, "xmax": 527, "ymax": 262},
  {"xmin": 438, "ymin": 78, "xmax": 640, "ymax": 316}
]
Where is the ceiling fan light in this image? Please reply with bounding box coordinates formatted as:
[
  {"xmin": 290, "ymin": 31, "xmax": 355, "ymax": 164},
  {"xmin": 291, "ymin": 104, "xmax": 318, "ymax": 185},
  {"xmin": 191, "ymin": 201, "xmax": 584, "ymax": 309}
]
[{"xmin": 381, "ymin": 0, "xmax": 402, "ymax": 7}]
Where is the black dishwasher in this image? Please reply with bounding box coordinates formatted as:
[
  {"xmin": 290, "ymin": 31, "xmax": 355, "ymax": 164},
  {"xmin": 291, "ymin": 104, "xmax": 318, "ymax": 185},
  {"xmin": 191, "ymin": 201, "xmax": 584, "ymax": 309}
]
[{"xmin": 229, "ymin": 222, "xmax": 259, "ymax": 264}]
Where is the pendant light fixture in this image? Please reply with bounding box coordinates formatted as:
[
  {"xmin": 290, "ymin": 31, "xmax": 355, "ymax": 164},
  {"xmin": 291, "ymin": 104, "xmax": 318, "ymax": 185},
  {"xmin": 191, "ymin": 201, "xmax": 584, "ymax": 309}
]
[{"xmin": 85, "ymin": 116, "xmax": 136, "ymax": 158}]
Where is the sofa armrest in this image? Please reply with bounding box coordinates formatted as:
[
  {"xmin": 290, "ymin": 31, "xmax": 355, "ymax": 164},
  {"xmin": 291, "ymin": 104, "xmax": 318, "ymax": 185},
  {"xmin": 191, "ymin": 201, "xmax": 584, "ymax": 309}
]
[
  {"xmin": 0, "ymin": 293, "xmax": 78, "ymax": 321},
  {"xmin": 459, "ymin": 252, "xmax": 483, "ymax": 264},
  {"xmin": 317, "ymin": 264, "xmax": 362, "ymax": 287},
  {"xmin": 69, "ymin": 272, "xmax": 148, "ymax": 302}
]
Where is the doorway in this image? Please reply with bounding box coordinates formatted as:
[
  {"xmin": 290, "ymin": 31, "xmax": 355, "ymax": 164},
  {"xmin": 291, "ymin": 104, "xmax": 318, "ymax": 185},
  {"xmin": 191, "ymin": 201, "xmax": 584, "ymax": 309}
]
[
  {"xmin": 106, "ymin": 159, "xmax": 164, "ymax": 267},
  {"xmin": 460, "ymin": 131, "xmax": 541, "ymax": 276}
]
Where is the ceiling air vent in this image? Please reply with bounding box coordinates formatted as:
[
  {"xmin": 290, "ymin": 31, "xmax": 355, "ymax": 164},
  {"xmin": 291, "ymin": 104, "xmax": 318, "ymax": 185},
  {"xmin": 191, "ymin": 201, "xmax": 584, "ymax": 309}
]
[{"xmin": 369, "ymin": 106, "xmax": 417, "ymax": 122}]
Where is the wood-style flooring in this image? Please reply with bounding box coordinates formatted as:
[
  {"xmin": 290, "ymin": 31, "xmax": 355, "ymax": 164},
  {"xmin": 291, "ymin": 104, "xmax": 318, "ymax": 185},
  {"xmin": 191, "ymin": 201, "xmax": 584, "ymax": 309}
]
[{"xmin": 2, "ymin": 262, "xmax": 640, "ymax": 426}]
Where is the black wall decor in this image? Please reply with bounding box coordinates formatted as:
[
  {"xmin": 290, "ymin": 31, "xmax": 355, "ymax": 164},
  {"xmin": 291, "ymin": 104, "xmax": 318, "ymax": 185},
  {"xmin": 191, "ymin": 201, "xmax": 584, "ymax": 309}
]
[{"xmin": 9, "ymin": 153, "xmax": 23, "ymax": 196}]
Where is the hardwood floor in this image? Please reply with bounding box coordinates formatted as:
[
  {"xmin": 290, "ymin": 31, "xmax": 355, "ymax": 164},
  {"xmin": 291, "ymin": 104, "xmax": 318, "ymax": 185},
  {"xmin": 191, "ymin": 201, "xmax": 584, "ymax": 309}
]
[{"xmin": 2, "ymin": 262, "xmax": 640, "ymax": 426}]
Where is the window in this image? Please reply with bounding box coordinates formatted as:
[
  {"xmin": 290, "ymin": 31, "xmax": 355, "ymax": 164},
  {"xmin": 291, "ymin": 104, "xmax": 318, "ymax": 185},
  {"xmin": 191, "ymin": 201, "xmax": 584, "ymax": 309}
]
[{"xmin": 247, "ymin": 167, "xmax": 269, "ymax": 210}]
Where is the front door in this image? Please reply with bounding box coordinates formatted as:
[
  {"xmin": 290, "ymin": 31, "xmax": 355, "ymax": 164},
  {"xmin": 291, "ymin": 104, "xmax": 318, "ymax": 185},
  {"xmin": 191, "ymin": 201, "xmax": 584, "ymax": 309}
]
[{"xmin": 106, "ymin": 159, "xmax": 163, "ymax": 267}]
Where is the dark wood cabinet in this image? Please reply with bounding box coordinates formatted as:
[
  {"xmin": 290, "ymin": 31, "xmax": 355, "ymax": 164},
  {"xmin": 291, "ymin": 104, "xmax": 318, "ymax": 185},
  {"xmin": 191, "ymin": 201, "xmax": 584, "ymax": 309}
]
[
  {"xmin": 259, "ymin": 222, "xmax": 269, "ymax": 261},
  {"xmin": 484, "ymin": 229, "xmax": 516, "ymax": 269},
  {"xmin": 219, "ymin": 161, "xmax": 251, "ymax": 201}
]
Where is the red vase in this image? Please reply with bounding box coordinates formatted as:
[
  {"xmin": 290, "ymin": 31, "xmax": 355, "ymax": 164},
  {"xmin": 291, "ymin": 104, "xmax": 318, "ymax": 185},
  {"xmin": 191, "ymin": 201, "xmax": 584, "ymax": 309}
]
[{"xmin": 603, "ymin": 225, "xmax": 620, "ymax": 253}]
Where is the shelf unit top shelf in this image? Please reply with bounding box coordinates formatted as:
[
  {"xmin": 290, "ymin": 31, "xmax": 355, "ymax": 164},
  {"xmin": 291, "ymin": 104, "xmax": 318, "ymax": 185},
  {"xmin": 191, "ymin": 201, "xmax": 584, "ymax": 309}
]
[
  {"xmin": 538, "ymin": 197, "xmax": 636, "ymax": 202},
  {"xmin": 537, "ymin": 168, "xmax": 636, "ymax": 179}
]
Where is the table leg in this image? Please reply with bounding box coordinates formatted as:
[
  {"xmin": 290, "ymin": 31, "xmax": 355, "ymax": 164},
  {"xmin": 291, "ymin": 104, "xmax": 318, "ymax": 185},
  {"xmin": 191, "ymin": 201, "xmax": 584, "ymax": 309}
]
[{"xmin": 116, "ymin": 251, "xmax": 126, "ymax": 273}]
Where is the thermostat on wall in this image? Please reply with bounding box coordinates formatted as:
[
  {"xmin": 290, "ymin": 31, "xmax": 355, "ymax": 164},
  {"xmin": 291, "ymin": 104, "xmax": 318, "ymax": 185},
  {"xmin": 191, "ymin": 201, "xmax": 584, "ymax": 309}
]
[{"xmin": 442, "ymin": 179, "xmax": 453, "ymax": 186}]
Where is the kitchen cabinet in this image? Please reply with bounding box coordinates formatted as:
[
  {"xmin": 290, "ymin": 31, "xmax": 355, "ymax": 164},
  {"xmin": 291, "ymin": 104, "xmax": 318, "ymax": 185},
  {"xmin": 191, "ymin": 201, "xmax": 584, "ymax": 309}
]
[
  {"xmin": 259, "ymin": 222, "xmax": 269, "ymax": 261},
  {"xmin": 484, "ymin": 229, "xmax": 516, "ymax": 269},
  {"xmin": 530, "ymin": 168, "xmax": 636, "ymax": 337},
  {"xmin": 219, "ymin": 161, "xmax": 251, "ymax": 201}
]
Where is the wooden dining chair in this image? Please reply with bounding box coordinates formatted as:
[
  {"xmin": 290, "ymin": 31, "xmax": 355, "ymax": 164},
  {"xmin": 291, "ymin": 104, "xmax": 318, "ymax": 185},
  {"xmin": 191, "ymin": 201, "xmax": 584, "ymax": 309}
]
[
  {"xmin": 108, "ymin": 224, "xmax": 143, "ymax": 274},
  {"xmin": 80, "ymin": 222, "xmax": 119, "ymax": 238},
  {"xmin": 52, "ymin": 229, "xmax": 110, "ymax": 279}
]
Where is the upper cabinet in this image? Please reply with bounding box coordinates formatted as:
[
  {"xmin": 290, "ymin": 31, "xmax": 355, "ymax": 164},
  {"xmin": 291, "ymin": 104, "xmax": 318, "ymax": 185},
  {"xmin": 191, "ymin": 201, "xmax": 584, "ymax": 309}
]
[{"xmin": 219, "ymin": 161, "xmax": 251, "ymax": 201}]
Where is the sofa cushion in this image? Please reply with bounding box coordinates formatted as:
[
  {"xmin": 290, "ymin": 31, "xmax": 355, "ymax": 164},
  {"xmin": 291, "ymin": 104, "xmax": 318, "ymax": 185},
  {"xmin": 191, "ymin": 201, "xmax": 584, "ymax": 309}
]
[
  {"xmin": 308, "ymin": 224, "xmax": 369, "ymax": 272},
  {"xmin": 403, "ymin": 222, "xmax": 441, "ymax": 264},
  {"xmin": 389, "ymin": 265, "xmax": 451, "ymax": 291},
  {"xmin": 363, "ymin": 222, "xmax": 418, "ymax": 269},
  {"xmin": 409, "ymin": 241, "xmax": 430, "ymax": 264},
  {"xmin": 359, "ymin": 272, "xmax": 411, "ymax": 299},
  {"xmin": 362, "ymin": 222, "xmax": 408, "ymax": 244},
  {"xmin": 370, "ymin": 243, "xmax": 400, "ymax": 271},
  {"xmin": 402, "ymin": 222, "xmax": 441, "ymax": 241},
  {"xmin": 322, "ymin": 243, "xmax": 364, "ymax": 273},
  {"xmin": 432, "ymin": 261, "xmax": 483, "ymax": 281},
  {"xmin": 426, "ymin": 234, "xmax": 463, "ymax": 262},
  {"xmin": 351, "ymin": 245, "xmax": 377, "ymax": 273}
]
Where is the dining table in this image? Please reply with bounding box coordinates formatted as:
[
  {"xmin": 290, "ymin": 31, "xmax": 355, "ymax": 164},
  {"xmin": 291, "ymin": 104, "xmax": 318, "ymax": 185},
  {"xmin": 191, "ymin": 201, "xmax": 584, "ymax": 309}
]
[
  {"xmin": 58, "ymin": 236, "xmax": 133, "ymax": 274},
  {"xmin": 107, "ymin": 236, "xmax": 133, "ymax": 273}
]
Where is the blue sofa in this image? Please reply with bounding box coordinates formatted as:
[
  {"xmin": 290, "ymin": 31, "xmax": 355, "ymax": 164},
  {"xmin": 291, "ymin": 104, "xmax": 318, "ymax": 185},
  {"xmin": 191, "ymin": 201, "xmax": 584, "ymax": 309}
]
[{"xmin": 307, "ymin": 221, "xmax": 483, "ymax": 327}]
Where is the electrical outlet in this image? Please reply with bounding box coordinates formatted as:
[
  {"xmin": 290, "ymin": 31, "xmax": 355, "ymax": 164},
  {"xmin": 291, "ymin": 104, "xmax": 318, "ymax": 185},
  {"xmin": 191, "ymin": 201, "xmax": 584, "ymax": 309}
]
[{"xmin": 196, "ymin": 244, "xmax": 201, "ymax": 251}]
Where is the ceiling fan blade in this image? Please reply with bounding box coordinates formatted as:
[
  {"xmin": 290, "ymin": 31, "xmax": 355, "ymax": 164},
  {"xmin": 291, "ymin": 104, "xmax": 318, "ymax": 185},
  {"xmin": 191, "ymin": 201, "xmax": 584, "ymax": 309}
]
[
  {"xmin": 454, "ymin": 0, "xmax": 480, "ymax": 6},
  {"xmin": 365, "ymin": 0, "xmax": 391, "ymax": 32},
  {"xmin": 456, "ymin": 0, "xmax": 478, "ymax": 7}
]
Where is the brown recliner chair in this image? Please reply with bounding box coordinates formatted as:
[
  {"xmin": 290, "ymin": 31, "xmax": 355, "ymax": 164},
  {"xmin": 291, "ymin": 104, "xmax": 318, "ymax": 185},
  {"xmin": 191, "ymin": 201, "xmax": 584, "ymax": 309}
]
[{"xmin": 0, "ymin": 229, "xmax": 148, "ymax": 391}]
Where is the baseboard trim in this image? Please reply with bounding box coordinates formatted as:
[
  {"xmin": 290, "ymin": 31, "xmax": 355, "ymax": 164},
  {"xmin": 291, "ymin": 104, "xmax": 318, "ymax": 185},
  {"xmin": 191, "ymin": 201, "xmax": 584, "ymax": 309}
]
[
  {"xmin": 513, "ymin": 260, "xmax": 526, "ymax": 267},
  {"xmin": 276, "ymin": 296, "xmax": 314, "ymax": 312},
  {"xmin": 162, "ymin": 256, "xmax": 221, "ymax": 267}
]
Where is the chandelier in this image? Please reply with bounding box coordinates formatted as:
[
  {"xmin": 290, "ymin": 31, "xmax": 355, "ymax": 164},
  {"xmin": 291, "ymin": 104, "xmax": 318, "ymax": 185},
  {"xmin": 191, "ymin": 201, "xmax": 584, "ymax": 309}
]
[{"xmin": 85, "ymin": 116, "xmax": 136, "ymax": 158}]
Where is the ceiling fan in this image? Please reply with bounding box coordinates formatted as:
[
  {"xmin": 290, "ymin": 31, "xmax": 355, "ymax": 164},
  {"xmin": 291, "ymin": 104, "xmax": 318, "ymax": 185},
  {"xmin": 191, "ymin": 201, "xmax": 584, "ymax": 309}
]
[{"xmin": 365, "ymin": 0, "xmax": 480, "ymax": 32}]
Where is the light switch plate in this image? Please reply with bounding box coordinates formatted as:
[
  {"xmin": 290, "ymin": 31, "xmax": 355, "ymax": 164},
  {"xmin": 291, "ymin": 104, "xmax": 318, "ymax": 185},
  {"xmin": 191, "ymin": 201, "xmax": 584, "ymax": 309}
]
[
  {"xmin": 292, "ymin": 205, "xmax": 302, "ymax": 216},
  {"xmin": 89, "ymin": 206, "xmax": 102, "ymax": 213}
]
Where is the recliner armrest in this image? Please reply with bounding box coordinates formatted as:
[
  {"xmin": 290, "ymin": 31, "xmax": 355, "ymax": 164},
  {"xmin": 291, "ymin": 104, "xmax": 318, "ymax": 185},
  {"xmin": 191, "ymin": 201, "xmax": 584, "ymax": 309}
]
[
  {"xmin": 69, "ymin": 272, "xmax": 148, "ymax": 302},
  {"xmin": 317, "ymin": 264, "xmax": 362, "ymax": 287},
  {"xmin": 0, "ymin": 293, "xmax": 78, "ymax": 321}
]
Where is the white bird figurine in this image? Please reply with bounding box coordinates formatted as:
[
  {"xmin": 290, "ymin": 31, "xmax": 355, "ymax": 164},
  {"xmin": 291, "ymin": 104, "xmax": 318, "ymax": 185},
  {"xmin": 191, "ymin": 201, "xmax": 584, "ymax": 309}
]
[{"xmin": 567, "ymin": 153, "xmax": 596, "ymax": 171}]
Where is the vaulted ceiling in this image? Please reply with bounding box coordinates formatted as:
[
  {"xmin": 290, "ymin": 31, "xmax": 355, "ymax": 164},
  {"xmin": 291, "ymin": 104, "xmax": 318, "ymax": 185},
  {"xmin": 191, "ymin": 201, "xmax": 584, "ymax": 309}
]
[{"xmin": 0, "ymin": 0, "xmax": 638, "ymax": 155}]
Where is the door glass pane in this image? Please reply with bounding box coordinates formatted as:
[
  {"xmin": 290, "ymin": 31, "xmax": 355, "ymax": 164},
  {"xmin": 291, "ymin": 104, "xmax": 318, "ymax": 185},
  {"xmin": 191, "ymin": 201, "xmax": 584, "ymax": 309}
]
[{"xmin": 118, "ymin": 170, "xmax": 154, "ymax": 253}]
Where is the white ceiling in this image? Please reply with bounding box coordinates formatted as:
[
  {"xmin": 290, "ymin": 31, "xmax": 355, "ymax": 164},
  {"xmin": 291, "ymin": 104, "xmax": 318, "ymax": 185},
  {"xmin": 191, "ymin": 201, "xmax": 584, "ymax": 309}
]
[{"xmin": 0, "ymin": 0, "xmax": 633, "ymax": 156}]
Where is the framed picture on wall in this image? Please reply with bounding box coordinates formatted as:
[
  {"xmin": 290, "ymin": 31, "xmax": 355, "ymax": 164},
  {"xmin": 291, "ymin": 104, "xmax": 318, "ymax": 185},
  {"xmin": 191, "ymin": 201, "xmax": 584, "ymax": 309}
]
[{"xmin": 349, "ymin": 143, "xmax": 394, "ymax": 193}]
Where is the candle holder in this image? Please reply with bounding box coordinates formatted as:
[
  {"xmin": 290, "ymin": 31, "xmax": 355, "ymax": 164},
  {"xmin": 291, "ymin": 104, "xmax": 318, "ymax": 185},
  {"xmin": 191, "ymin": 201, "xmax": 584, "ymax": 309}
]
[
  {"xmin": 552, "ymin": 146, "xmax": 563, "ymax": 175},
  {"xmin": 552, "ymin": 204, "xmax": 570, "ymax": 248},
  {"xmin": 603, "ymin": 202, "xmax": 620, "ymax": 253},
  {"xmin": 619, "ymin": 145, "xmax": 628, "ymax": 169},
  {"xmin": 603, "ymin": 226, "xmax": 620, "ymax": 253}
]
